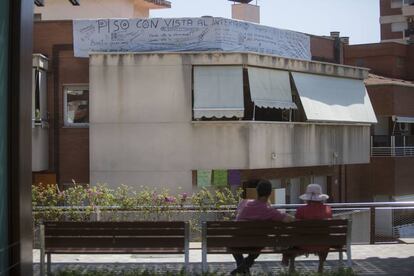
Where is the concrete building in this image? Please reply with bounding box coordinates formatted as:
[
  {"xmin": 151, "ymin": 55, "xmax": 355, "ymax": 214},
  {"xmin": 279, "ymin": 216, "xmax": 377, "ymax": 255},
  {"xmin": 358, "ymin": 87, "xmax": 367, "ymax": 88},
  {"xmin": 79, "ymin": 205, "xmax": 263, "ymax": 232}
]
[
  {"xmin": 89, "ymin": 52, "xmax": 375, "ymax": 201},
  {"xmin": 34, "ymin": 0, "xmax": 171, "ymax": 20},
  {"xmin": 380, "ymin": 0, "xmax": 414, "ymax": 43},
  {"xmin": 33, "ymin": 18, "xmax": 365, "ymax": 202},
  {"xmin": 32, "ymin": 0, "xmax": 378, "ymax": 203}
]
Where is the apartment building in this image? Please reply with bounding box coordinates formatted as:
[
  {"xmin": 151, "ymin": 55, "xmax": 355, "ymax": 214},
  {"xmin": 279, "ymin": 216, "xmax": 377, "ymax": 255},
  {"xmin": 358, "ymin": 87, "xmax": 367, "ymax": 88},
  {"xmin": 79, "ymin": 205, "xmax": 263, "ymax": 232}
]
[
  {"xmin": 32, "ymin": 0, "xmax": 377, "ymax": 204},
  {"xmin": 343, "ymin": 1, "xmax": 414, "ymax": 202},
  {"xmin": 380, "ymin": 0, "xmax": 414, "ymax": 43},
  {"xmin": 89, "ymin": 51, "xmax": 374, "ymax": 202},
  {"xmin": 33, "ymin": 16, "xmax": 375, "ymax": 203},
  {"xmin": 32, "ymin": 0, "xmax": 171, "ymax": 186}
]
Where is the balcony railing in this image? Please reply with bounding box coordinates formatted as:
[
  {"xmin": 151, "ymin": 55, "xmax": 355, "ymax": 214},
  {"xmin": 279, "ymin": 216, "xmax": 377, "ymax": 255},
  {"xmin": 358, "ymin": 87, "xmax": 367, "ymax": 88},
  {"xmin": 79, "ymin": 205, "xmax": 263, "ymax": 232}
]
[
  {"xmin": 402, "ymin": 1, "xmax": 414, "ymax": 17},
  {"xmin": 371, "ymin": 135, "xmax": 414, "ymax": 157},
  {"xmin": 405, "ymin": 28, "xmax": 414, "ymax": 37}
]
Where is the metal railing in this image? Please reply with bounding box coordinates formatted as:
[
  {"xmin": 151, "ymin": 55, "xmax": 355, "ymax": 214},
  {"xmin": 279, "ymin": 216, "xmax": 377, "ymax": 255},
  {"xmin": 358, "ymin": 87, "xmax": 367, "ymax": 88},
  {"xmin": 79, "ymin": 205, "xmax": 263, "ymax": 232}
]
[
  {"xmin": 403, "ymin": 0, "xmax": 414, "ymax": 6},
  {"xmin": 33, "ymin": 201, "xmax": 414, "ymax": 245},
  {"xmin": 372, "ymin": 146, "xmax": 414, "ymax": 157},
  {"xmin": 371, "ymin": 135, "xmax": 414, "ymax": 157}
]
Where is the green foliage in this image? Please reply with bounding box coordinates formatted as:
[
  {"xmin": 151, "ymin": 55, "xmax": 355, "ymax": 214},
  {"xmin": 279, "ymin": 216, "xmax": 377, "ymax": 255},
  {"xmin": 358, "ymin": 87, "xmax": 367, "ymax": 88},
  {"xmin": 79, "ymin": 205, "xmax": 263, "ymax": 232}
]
[{"xmin": 32, "ymin": 183, "xmax": 243, "ymax": 232}]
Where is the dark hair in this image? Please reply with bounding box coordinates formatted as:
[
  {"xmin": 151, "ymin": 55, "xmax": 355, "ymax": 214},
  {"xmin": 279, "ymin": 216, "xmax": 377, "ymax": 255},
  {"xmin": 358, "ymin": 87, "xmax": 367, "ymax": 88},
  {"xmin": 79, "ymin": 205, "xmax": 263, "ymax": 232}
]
[{"xmin": 256, "ymin": 180, "xmax": 272, "ymax": 198}]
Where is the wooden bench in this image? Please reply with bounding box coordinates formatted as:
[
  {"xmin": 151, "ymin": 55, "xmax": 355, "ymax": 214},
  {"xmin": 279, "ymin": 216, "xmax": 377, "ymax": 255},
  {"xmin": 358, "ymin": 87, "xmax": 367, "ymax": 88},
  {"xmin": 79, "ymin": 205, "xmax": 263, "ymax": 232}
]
[
  {"xmin": 39, "ymin": 221, "xmax": 190, "ymax": 276},
  {"xmin": 201, "ymin": 219, "xmax": 352, "ymax": 272}
]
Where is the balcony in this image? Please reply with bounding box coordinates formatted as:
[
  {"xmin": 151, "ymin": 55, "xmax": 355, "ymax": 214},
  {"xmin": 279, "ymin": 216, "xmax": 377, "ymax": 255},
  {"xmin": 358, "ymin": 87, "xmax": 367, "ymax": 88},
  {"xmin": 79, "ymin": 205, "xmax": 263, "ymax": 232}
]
[
  {"xmin": 191, "ymin": 121, "xmax": 371, "ymax": 169},
  {"xmin": 402, "ymin": 1, "xmax": 414, "ymax": 17},
  {"xmin": 405, "ymin": 28, "xmax": 414, "ymax": 39},
  {"xmin": 371, "ymin": 135, "xmax": 414, "ymax": 157}
]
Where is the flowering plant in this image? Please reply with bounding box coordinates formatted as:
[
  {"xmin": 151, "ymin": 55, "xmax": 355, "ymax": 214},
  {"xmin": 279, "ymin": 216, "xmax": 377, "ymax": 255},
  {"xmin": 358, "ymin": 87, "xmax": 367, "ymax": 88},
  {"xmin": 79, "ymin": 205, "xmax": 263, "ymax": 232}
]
[{"xmin": 32, "ymin": 183, "xmax": 242, "ymax": 237}]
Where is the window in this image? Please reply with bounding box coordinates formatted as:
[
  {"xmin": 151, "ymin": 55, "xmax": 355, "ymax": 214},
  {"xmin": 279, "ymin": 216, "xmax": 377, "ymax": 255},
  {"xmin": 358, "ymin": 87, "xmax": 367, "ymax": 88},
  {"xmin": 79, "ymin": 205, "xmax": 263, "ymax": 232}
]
[
  {"xmin": 355, "ymin": 58, "xmax": 365, "ymax": 67},
  {"xmin": 34, "ymin": 13, "xmax": 42, "ymax": 22},
  {"xmin": 403, "ymin": 0, "xmax": 414, "ymax": 6},
  {"xmin": 193, "ymin": 66, "xmax": 244, "ymax": 119},
  {"xmin": 397, "ymin": 56, "xmax": 405, "ymax": 68},
  {"xmin": 391, "ymin": 22, "xmax": 408, "ymax": 32},
  {"xmin": 64, "ymin": 85, "xmax": 89, "ymax": 127},
  {"xmin": 391, "ymin": 0, "xmax": 403, "ymax": 8}
]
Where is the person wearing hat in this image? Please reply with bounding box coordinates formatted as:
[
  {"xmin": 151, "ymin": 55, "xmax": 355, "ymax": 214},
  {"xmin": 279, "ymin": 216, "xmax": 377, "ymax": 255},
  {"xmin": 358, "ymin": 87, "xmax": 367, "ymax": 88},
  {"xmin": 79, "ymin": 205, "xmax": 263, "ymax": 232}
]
[{"xmin": 282, "ymin": 183, "xmax": 332, "ymax": 273}]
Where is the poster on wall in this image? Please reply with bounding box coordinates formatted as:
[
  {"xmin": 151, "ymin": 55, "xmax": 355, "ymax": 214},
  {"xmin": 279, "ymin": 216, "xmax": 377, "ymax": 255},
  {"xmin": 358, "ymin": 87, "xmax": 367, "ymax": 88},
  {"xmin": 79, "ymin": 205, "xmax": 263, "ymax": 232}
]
[{"xmin": 73, "ymin": 17, "xmax": 311, "ymax": 60}]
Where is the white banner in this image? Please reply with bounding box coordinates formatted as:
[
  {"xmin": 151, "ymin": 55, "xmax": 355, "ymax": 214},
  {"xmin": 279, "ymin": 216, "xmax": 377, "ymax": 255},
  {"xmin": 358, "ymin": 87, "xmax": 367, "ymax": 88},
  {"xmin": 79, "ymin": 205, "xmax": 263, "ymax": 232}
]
[{"xmin": 73, "ymin": 17, "xmax": 311, "ymax": 60}]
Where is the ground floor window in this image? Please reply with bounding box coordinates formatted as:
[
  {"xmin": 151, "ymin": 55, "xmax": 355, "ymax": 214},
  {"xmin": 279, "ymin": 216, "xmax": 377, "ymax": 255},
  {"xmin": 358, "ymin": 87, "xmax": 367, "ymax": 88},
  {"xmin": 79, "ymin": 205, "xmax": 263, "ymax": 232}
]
[{"xmin": 64, "ymin": 85, "xmax": 89, "ymax": 127}]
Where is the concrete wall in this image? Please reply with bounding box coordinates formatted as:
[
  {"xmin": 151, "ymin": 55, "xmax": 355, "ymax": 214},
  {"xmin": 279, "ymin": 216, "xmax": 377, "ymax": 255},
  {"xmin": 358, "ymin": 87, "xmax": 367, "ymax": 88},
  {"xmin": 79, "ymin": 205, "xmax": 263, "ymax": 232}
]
[
  {"xmin": 90, "ymin": 53, "xmax": 371, "ymax": 192},
  {"xmin": 35, "ymin": 0, "xmax": 156, "ymax": 20}
]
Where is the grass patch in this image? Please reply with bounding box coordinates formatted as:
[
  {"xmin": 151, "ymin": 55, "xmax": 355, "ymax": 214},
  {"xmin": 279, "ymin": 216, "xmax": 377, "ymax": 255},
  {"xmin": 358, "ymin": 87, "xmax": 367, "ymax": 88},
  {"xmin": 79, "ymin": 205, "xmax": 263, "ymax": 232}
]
[{"xmin": 53, "ymin": 268, "xmax": 356, "ymax": 276}]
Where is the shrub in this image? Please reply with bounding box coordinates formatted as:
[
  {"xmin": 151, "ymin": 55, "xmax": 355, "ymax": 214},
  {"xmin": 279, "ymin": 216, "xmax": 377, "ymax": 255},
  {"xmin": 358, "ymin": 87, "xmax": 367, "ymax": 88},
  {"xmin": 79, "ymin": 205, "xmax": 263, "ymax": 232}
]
[{"xmin": 32, "ymin": 183, "xmax": 242, "ymax": 231}]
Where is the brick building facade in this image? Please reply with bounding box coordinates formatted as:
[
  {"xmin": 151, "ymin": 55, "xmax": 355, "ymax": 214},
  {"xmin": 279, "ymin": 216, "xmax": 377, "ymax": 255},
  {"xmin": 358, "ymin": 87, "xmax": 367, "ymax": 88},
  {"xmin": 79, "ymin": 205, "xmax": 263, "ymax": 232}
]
[{"xmin": 344, "ymin": 1, "xmax": 414, "ymax": 201}]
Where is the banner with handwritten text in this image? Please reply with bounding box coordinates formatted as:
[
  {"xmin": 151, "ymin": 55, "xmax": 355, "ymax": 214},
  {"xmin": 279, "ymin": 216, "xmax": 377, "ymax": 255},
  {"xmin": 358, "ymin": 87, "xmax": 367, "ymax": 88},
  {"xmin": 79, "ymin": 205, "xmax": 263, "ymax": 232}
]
[{"xmin": 73, "ymin": 17, "xmax": 311, "ymax": 60}]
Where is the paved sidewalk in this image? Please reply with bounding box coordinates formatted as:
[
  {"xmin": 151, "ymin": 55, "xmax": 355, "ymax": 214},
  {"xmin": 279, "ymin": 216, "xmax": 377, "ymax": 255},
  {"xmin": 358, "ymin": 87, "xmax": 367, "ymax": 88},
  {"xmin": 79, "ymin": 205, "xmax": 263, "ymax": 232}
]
[{"xmin": 33, "ymin": 243, "xmax": 414, "ymax": 275}]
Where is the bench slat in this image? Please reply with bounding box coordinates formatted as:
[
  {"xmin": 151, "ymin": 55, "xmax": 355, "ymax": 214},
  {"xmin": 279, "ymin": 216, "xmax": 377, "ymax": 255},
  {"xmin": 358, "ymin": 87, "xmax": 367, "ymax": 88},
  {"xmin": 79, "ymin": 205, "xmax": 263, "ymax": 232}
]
[
  {"xmin": 45, "ymin": 248, "xmax": 186, "ymax": 254},
  {"xmin": 207, "ymin": 237, "xmax": 279, "ymax": 248},
  {"xmin": 277, "ymin": 236, "xmax": 347, "ymax": 247},
  {"xmin": 206, "ymin": 246, "xmax": 345, "ymax": 254},
  {"xmin": 44, "ymin": 221, "xmax": 185, "ymax": 229},
  {"xmin": 206, "ymin": 236, "xmax": 346, "ymax": 248},
  {"xmin": 45, "ymin": 228, "xmax": 185, "ymax": 236},
  {"xmin": 45, "ymin": 237, "xmax": 185, "ymax": 249},
  {"xmin": 206, "ymin": 227, "xmax": 347, "ymax": 236},
  {"xmin": 207, "ymin": 220, "xmax": 347, "ymax": 228}
]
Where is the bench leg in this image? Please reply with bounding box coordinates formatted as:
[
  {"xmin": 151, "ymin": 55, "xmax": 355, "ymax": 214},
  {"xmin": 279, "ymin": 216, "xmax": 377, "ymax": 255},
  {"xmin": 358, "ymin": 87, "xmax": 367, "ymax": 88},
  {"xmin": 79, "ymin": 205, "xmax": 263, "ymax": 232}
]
[
  {"xmin": 346, "ymin": 219, "xmax": 353, "ymax": 268},
  {"xmin": 201, "ymin": 222, "xmax": 207, "ymax": 273},
  {"xmin": 40, "ymin": 251, "xmax": 45, "ymax": 276},
  {"xmin": 39, "ymin": 224, "xmax": 45, "ymax": 276},
  {"xmin": 288, "ymin": 257, "xmax": 295, "ymax": 273},
  {"xmin": 346, "ymin": 246, "xmax": 353, "ymax": 268},
  {"xmin": 184, "ymin": 251, "xmax": 189, "ymax": 274},
  {"xmin": 184, "ymin": 222, "xmax": 190, "ymax": 274},
  {"xmin": 47, "ymin": 253, "xmax": 51, "ymax": 276},
  {"xmin": 339, "ymin": 251, "xmax": 344, "ymax": 268},
  {"xmin": 201, "ymin": 247, "xmax": 207, "ymax": 273}
]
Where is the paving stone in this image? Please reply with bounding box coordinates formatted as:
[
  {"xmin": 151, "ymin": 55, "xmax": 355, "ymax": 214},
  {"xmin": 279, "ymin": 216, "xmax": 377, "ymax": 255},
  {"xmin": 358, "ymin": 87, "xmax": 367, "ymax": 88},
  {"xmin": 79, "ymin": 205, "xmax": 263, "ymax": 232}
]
[{"xmin": 33, "ymin": 244, "xmax": 414, "ymax": 275}]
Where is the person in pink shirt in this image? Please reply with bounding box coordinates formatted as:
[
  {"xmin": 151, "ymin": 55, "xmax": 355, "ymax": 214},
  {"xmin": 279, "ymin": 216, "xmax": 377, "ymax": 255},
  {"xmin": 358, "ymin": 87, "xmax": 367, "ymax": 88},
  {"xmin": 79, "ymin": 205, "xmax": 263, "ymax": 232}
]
[
  {"xmin": 282, "ymin": 183, "xmax": 332, "ymax": 273},
  {"xmin": 231, "ymin": 180, "xmax": 294, "ymax": 275}
]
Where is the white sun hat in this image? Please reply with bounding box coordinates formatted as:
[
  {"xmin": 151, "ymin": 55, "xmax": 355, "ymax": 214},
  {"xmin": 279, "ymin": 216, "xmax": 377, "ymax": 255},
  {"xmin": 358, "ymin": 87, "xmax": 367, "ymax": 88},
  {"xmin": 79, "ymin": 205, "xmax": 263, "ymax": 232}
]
[{"xmin": 299, "ymin": 184, "xmax": 329, "ymax": 202}]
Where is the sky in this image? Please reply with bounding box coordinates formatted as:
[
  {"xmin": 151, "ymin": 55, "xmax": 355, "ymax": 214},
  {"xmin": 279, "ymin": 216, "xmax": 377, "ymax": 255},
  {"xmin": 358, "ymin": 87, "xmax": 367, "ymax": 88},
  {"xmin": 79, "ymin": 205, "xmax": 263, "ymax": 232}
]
[{"xmin": 151, "ymin": 0, "xmax": 380, "ymax": 45}]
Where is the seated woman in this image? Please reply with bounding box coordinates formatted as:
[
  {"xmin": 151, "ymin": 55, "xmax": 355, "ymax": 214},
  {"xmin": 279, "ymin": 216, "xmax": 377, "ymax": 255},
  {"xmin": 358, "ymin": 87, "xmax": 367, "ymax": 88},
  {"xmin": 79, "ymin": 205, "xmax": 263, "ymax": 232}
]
[{"xmin": 282, "ymin": 183, "xmax": 332, "ymax": 273}]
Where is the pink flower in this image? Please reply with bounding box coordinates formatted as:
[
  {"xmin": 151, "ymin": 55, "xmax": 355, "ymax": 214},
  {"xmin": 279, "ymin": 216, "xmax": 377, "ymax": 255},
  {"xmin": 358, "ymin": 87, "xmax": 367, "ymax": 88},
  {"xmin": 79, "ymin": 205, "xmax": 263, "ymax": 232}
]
[{"xmin": 164, "ymin": 196, "xmax": 176, "ymax": 203}]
